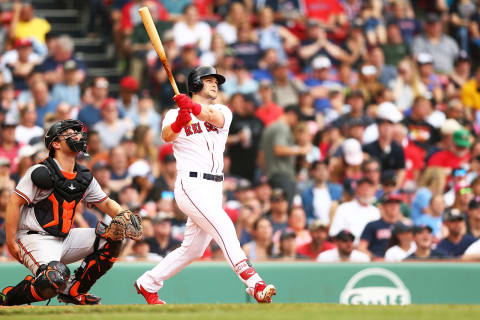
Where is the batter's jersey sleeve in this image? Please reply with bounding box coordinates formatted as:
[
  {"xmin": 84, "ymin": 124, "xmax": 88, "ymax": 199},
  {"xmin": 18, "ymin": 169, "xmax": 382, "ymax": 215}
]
[
  {"xmin": 216, "ymin": 104, "xmax": 232, "ymax": 132},
  {"xmin": 14, "ymin": 164, "xmax": 44, "ymax": 205},
  {"xmin": 162, "ymin": 109, "xmax": 178, "ymax": 129},
  {"xmin": 83, "ymin": 177, "xmax": 108, "ymax": 204}
]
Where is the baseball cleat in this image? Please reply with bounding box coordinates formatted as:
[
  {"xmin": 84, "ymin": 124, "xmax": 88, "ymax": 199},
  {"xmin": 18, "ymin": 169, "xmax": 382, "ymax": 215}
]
[
  {"xmin": 253, "ymin": 281, "xmax": 276, "ymax": 303},
  {"xmin": 57, "ymin": 293, "xmax": 101, "ymax": 305},
  {"xmin": 134, "ymin": 282, "xmax": 165, "ymax": 305}
]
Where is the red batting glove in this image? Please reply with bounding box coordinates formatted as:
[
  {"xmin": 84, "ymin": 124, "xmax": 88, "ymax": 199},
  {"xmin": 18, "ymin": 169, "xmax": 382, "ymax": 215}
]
[
  {"xmin": 170, "ymin": 109, "xmax": 192, "ymax": 133},
  {"xmin": 189, "ymin": 100, "xmax": 202, "ymax": 116},
  {"xmin": 173, "ymin": 94, "xmax": 192, "ymax": 111}
]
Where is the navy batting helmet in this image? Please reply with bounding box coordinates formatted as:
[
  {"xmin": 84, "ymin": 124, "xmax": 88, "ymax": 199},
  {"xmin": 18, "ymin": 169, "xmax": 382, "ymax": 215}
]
[
  {"xmin": 187, "ymin": 65, "xmax": 225, "ymax": 97},
  {"xmin": 45, "ymin": 120, "xmax": 88, "ymax": 156}
]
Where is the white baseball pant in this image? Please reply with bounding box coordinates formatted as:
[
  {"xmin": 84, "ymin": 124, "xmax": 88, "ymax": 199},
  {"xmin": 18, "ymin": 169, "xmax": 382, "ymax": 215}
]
[{"xmin": 137, "ymin": 175, "xmax": 250, "ymax": 292}]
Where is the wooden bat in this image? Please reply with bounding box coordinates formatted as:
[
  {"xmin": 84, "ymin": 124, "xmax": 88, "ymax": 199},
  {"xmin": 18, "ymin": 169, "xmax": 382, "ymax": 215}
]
[{"xmin": 138, "ymin": 7, "xmax": 179, "ymax": 96}]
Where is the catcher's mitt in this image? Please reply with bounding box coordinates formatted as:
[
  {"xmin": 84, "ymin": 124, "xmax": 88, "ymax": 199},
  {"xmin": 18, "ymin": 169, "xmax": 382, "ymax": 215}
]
[
  {"xmin": 126, "ymin": 213, "xmax": 143, "ymax": 241},
  {"xmin": 104, "ymin": 210, "xmax": 130, "ymax": 241}
]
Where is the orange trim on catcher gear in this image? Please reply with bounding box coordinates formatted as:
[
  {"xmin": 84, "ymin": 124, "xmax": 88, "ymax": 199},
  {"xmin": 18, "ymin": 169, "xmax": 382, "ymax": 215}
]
[
  {"xmin": 81, "ymin": 260, "xmax": 97, "ymax": 280},
  {"xmin": 30, "ymin": 284, "xmax": 43, "ymax": 301},
  {"xmin": 1, "ymin": 286, "xmax": 13, "ymax": 295},
  {"xmin": 61, "ymin": 170, "xmax": 77, "ymax": 180},
  {"xmin": 61, "ymin": 200, "xmax": 76, "ymax": 234},
  {"xmin": 43, "ymin": 194, "xmax": 60, "ymax": 228},
  {"xmin": 69, "ymin": 281, "xmax": 81, "ymax": 297},
  {"xmin": 16, "ymin": 239, "xmax": 40, "ymax": 267}
]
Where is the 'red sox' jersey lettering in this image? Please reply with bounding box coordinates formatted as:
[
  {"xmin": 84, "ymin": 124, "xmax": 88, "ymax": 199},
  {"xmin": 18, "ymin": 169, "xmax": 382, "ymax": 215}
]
[{"xmin": 184, "ymin": 122, "xmax": 218, "ymax": 136}]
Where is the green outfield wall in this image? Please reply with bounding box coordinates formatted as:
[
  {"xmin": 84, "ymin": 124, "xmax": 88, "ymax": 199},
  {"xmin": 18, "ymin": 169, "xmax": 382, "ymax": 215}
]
[{"xmin": 2, "ymin": 262, "xmax": 480, "ymax": 305}]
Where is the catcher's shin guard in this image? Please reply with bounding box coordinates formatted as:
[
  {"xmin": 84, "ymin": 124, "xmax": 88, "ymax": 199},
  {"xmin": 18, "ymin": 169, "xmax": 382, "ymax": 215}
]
[
  {"xmin": 1, "ymin": 261, "xmax": 70, "ymax": 306},
  {"xmin": 68, "ymin": 239, "xmax": 122, "ymax": 297}
]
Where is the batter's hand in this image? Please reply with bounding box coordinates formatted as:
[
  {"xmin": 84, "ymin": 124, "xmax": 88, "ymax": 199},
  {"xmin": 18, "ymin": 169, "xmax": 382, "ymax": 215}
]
[
  {"xmin": 171, "ymin": 108, "xmax": 192, "ymax": 133},
  {"xmin": 173, "ymin": 94, "xmax": 192, "ymax": 111},
  {"xmin": 7, "ymin": 238, "xmax": 21, "ymax": 263}
]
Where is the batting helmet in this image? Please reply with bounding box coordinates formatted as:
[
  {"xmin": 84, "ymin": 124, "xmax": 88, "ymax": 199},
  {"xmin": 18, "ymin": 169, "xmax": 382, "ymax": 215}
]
[
  {"xmin": 45, "ymin": 120, "xmax": 88, "ymax": 156},
  {"xmin": 187, "ymin": 65, "xmax": 225, "ymax": 96}
]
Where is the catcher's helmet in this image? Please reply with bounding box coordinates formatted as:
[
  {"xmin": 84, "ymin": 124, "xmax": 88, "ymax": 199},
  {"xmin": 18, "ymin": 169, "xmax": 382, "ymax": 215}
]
[
  {"xmin": 45, "ymin": 120, "xmax": 88, "ymax": 156},
  {"xmin": 187, "ymin": 65, "xmax": 225, "ymax": 97}
]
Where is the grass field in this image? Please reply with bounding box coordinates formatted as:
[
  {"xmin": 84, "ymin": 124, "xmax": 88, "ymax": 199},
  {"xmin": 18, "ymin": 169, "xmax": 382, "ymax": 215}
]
[{"xmin": 1, "ymin": 304, "xmax": 480, "ymax": 320}]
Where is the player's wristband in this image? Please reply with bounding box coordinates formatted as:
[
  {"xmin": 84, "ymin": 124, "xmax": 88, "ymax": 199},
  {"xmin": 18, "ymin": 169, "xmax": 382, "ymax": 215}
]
[
  {"xmin": 171, "ymin": 121, "xmax": 183, "ymax": 133},
  {"xmin": 191, "ymin": 102, "xmax": 202, "ymax": 116}
]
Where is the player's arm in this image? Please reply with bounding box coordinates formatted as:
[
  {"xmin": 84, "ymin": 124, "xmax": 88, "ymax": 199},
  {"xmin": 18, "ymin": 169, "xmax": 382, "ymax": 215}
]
[
  {"xmin": 194, "ymin": 104, "xmax": 225, "ymax": 128},
  {"xmin": 162, "ymin": 107, "xmax": 191, "ymax": 142},
  {"xmin": 5, "ymin": 193, "xmax": 26, "ymax": 262},
  {"xmin": 162, "ymin": 125, "xmax": 181, "ymax": 143},
  {"xmin": 94, "ymin": 198, "xmax": 126, "ymax": 218}
]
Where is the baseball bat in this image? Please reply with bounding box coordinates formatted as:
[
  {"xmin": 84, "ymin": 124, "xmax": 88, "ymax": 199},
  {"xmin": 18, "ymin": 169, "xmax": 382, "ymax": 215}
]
[{"xmin": 138, "ymin": 7, "xmax": 179, "ymax": 96}]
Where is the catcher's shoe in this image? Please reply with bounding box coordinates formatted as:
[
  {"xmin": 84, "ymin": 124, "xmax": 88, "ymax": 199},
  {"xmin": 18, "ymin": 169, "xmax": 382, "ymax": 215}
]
[
  {"xmin": 134, "ymin": 282, "xmax": 165, "ymax": 305},
  {"xmin": 57, "ymin": 293, "xmax": 101, "ymax": 305},
  {"xmin": 253, "ymin": 281, "xmax": 276, "ymax": 303}
]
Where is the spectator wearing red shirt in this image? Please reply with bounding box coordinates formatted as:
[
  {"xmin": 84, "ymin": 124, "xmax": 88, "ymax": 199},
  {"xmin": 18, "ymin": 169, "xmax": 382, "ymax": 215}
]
[
  {"xmin": 296, "ymin": 220, "xmax": 335, "ymax": 260},
  {"xmin": 121, "ymin": 0, "xmax": 169, "ymax": 35},
  {"xmin": 0, "ymin": 121, "xmax": 22, "ymax": 174},
  {"xmin": 428, "ymin": 128, "xmax": 471, "ymax": 170},
  {"xmin": 255, "ymin": 80, "xmax": 283, "ymax": 127}
]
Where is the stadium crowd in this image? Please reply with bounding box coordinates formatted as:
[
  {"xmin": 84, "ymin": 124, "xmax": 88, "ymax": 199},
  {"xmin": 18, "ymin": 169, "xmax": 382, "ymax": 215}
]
[{"xmin": 1, "ymin": 0, "xmax": 480, "ymax": 263}]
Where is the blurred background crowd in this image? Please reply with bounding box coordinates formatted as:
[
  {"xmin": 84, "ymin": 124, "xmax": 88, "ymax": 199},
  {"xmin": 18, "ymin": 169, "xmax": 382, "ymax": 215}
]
[{"xmin": 1, "ymin": 0, "xmax": 480, "ymax": 263}]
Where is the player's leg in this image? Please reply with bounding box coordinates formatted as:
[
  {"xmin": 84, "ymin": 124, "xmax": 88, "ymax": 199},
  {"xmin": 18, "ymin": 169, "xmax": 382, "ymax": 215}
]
[
  {"xmin": 176, "ymin": 178, "xmax": 276, "ymax": 303},
  {"xmin": 58, "ymin": 226, "xmax": 122, "ymax": 305},
  {"xmin": 135, "ymin": 217, "xmax": 212, "ymax": 303},
  {"xmin": 1, "ymin": 233, "xmax": 68, "ymax": 306}
]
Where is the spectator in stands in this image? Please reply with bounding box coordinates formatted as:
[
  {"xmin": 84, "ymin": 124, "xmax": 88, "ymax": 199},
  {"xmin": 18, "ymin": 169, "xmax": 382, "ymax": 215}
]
[
  {"xmin": 403, "ymin": 96, "xmax": 440, "ymax": 150},
  {"xmin": 272, "ymin": 230, "xmax": 303, "ymax": 260},
  {"xmin": 368, "ymin": 45, "xmax": 397, "ymax": 88},
  {"xmin": 448, "ymin": 53, "xmax": 471, "ymax": 93},
  {"xmin": 416, "ymin": 53, "xmax": 444, "ymax": 104},
  {"xmin": 215, "ymin": 2, "xmax": 245, "ymax": 45},
  {"xmin": 40, "ymin": 35, "xmax": 86, "ymax": 85},
  {"xmin": 303, "ymin": 0, "xmax": 346, "ymax": 35},
  {"xmin": 0, "ymin": 187, "xmax": 11, "ymax": 229},
  {"xmin": 199, "ymin": 33, "xmax": 228, "ymax": 68},
  {"xmin": 0, "ymin": 83, "xmax": 18, "ymax": 124},
  {"xmin": 94, "ymin": 98, "xmax": 134, "ymax": 150},
  {"xmin": 384, "ymin": 221, "xmax": 416, "ymax": 262},
  {"xmin": 362, "ymin": 159, "xmax": 382, "ymax": 199},
  {"xmin": 296, "ymin": 220, "xmax": 335, "ymax": 260},
  {"xmin": 301, "ymin": 160, "xmax": 343, "ymax": 224},
  {"xmin": 466, "ymin": 198, "xmax": 480, "ymax": 238},
  {"xmin": 255, "ymin": 7, "xmax": 298, "ymax": 63},
  {"xmin": 329, "ymin": 138, "xmax": 365, "ymax": 184},
  {"xmin": 0, "ymin": 157, "xmax": 14, "ymax": 190},
  {"xmin": 117, "ymin": 76, "xmax": 139, "ymax": 118},
  {"xmin": 0, "ymin": 121, "xmax": 21, "ymax": 174},
  {"xmin": 317, "ymin": 230, "xmax": 370, "ymax": 262},
  {"xmin": 14, "ymin": 103, "xmax": 42, "ymax": 145},
  {"xmin": 3, "ymin": 38, "xmax": 40, "ymax": 91},
  {"xmin": 78, "ymin": 77, "xmax": 111, "ymax": 127},
  {"xmin": 382, "ymin": 23, "xmax": 409, "ymax": 68},
  {"xmin": 231, "ymin": 22, "xmax": 262, "ymax": 71},
  {"xmin": 332, "ymin": 90, "xmax": 372, "ymax": 134},
  {"xmin": 461, "ymin": 65, "xmax": 480, "ymax": 110},
  {"xmin": 242, "ymin": 216, "xmax": 273, "ymax": 261},
  {"xmin": 131, "ymin": 96, "xmax": 161, "ymax": 138},
  {"xmin": 259, "ymin": 105, "xmax": 306, "ymax": 203},
  {"xmin": 358, "ymin": 193, "xmax": 403, "ymax": 258},
  {"xmin": 427, "ymin": 128, "xmax": 471, "ymax": 170},
  {"xmin": 108, "ymin": 146, "xmax": 132, "ymax": 193},
  {"xmin": 415, "ymin": 194, "xmax": 445, "ymax": 239},
  {"xmin": 54, "ymin": 101, "xmax": 72, "ymax": 121},
  {"xmin": 125, "ymin": 240, "xmax": 162, "ymax": 262},
  {"xmin": 173, "ymin": 4, "xmax": 211, "ymax": 52},
  {"xmin": 10, "ymin": 1, "xmax": 51, "ymax": 52},
  {"xmin": 91, "ymin": 160, "xmax": 118, "ymax": 202},
  {"xmin": 287, "ymin": 206, "xmax": 311, "ymax": 247},
  {"xmin": 329, "ymin": 177, "xmax": 381, "ymax": 244},
  {"xmin": 50, "ymin": 60, "xmax": 82, "ymax": 108},
  {"xmin": 222, "ymin": 61, "xmax": 259, "ymax": 97},
  {"xmin": 266, "ymin": 188, "xmax": 289, "ymax": 235},
  {"xmin": 255, "ymin": 80, "xmax": 283, "ymax": 127},
  {"xmin": 305, "ymin": 56, "xmax": 343, "ymax": 111},
  {"xmin": 146, "ymin": 212, "xmax": 181, "ymax": 257},
  {"xmin": 30, "ymin": 80, "xmax": 58, "ymax": 127},
  {"xmin": 406, "ymin": 225, "xmax": 447, "ymax": 260},
  {"xmin": 390, "ymin": 58, "xmax": 426, "ymax": 111},
  {"xmin": 227, "ymin": 93, "xmax": 264, "ymax": 182},
  {"xmin": 412, "ymin": 12, "xmax": 459, "ymax": 74},
  {"xmin": 437, "ymin": 208, "xmax": 476, "ymax": 257},
  {"xmin": 147, "ymin": 152, "xmax": 176, "ymax": 202}
]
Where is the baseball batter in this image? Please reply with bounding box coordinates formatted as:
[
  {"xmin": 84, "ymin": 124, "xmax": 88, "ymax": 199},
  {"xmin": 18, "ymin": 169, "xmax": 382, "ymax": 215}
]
[
  {"xmin": 1, "ymin": 120, "xmax": 142, "ymax": 306},
  {"xmin": 135, "ymin": 66, "xmax": 276, "ymax": 304}
]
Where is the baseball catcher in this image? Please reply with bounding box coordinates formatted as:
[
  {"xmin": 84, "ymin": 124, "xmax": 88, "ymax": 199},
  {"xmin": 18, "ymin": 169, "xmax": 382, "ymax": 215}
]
[{"xmin": 0, "ymin": 120, "xmax": 143, "ymax": 306}]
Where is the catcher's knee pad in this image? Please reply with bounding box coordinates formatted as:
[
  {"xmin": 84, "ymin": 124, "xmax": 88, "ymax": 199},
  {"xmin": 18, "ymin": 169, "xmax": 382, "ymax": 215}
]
[
  {"xmin": 69, "ymin": 239, "xmax": 122, "ymax": 296},
  {"xmin": 2, "ymin": 261, "xmax": 69, "ymax": 305}
]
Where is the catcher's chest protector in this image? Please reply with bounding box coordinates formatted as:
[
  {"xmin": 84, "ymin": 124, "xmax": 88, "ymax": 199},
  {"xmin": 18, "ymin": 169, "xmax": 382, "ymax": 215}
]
[{"xmin": 33, "ymin": 157, "xmax": 93, "ymax": 237}]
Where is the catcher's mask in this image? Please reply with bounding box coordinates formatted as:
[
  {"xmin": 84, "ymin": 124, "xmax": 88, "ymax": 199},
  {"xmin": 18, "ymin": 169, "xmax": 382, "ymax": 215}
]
[{"xmin": 45, "ymin": 120, "xmax": 88, "ymax": 156}]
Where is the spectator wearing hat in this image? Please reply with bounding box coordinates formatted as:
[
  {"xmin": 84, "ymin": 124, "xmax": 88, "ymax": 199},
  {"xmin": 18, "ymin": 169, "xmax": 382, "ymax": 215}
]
[
  {"xmin": 358, "ymin": 193, "xmax": 403, "ymax": 258},
  {"xmin": 412, "ymin": 12, "xmax": 459, "ymax": 74},
  {"xmin": 415, "ymin": 194, "xmax": 445, "ymax": 239},
  {"xmin": 93, "ymin": 98, "xmax": 134, "ymax": 150},
  {"xmin": 317, "ymin": 230, "xmax": 370, "ymax": 262},
  {"xmin": 437, "ymin": 208, "xmax": 476, "ymax": 257},
  {"xmin": 0, "ymin": 121, "xmax": 22, "ymax": 174},
  {"xmin": 272, "ymin": 230, "xmax": 308, "ymax": 261},
  {"xmin": 116, "ymin": 76, "xmax": 140, "ymax": 117},
  {"xmin": 14, "ymin": 102, "xmax": 42, "ymax": 145},
  {"xmin": 231, "ymin": 22, "xmax": 262, "ymax": 71},
  {"xmin": 255, "ymin": 80, "xmax": 283, "ymax": 127},
  {"xmin": 332, "ymin": 90, "xmax": 372, "ymax": 134},
  {"xmin": 363, "ymin": 102, "xmax": 406, "ymax": 185},
  {"xmin": 448, "ymin": 52, "xmax": 471, "ymax": 91},
  {"xmin": 259, "ymin": 105, "xmax": 307, "ymax": 204},
  {"xmin": 266, "ymin": 188, "xmax": 289, "ymax": 235},
  {"xmin": 416, "ymin": 52, "xmax": 444, "ymax": 105},
  {"xmin": 466, "ymin": 198, "xmax": 480, "ymax": 238},
  {"xmin": 461, "ymin": 65, "xmax": 480, "ymax": 110},
  {"xmin": 146, "ymin": 212, "xmax": 181, "ymax": 257},
  {"xmin": 296, "ymin": 220, "xmax": 336, "ymax": 260},
  {"xmin": 329, "ymin": 138, "xmax": 365, "ymax": 184},
  {"xmin": 427, "ymin": 128, "xmax": 471, "ymax": 170},
  {"xmin": 10, "ymin": 2, "xmax": 50, "ymax": 50},
  {"xmin": 2, "ymin": 38, "xmax": 41, "ymax": 91},
  {"xmin": 384, "ymin": 222, "xmax": 416, "ymax": 262},
  {"xmin": 50, "ymin": 60, "xmax": 82, "ymax": 108},
  {"xmin": 427, "ymin": 119, "xmax": 463, "ymax": 159},
  {"xmin": 147, "ymin": 150, "xmax": 177, "ymax": 202},
  {"xmin": 227, "ymin": 93, "xmax": 264, "ymax": 182},
  {"xmin": 301, "ymin": 160, "xmax": 343, "ymax": 224},
  {"xmin": 270, "ymin": 61, "xmax": 307, "ymax": 108},
  {"xmin": 402, "ymin": 96, "xmax": 440, "ymax": 150},
  {"xmin": 406, "ymin": 225, "xmax": 447, "ymax": 260},
  {"xmin": 329, "ymin": 178, "xmax": 381, "ymax": 244}
]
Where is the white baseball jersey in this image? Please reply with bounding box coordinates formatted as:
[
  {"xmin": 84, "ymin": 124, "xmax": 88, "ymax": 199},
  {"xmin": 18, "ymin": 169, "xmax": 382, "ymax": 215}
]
[
  {"xmin": 162, "ymin": 104, "xmax": 232, "ymax": 174},
  {"xmin": 14, "ymin": 159, "xmax": 108, "ymax": 233}
]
